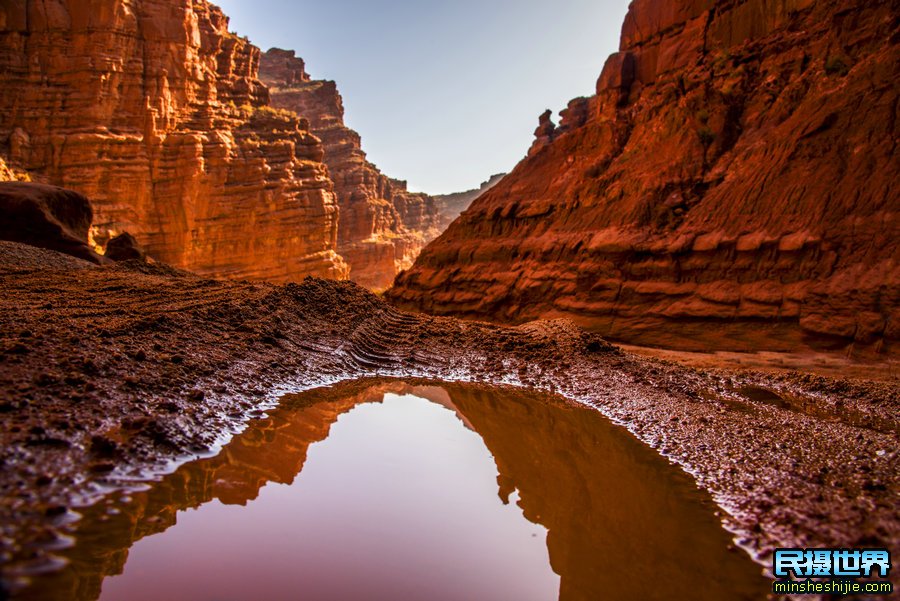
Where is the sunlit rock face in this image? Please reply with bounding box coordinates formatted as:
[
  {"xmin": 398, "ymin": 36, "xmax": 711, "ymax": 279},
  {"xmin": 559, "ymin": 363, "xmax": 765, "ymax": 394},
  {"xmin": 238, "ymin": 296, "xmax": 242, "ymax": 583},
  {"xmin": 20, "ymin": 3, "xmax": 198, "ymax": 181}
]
[
  {"xmin": 0, "ymin": 0, "xmax": 348, "ymax": 282},
  {"xmin": 0, "ymin": 156, "xmax": 29, "ymax": 182},
  {"xmin": 260, "ymin": 49, "xmax": 443, "ymax": 291},
  {"xmin": 390, "ymin": 0, "xmax": 899, "ymax": 352}
]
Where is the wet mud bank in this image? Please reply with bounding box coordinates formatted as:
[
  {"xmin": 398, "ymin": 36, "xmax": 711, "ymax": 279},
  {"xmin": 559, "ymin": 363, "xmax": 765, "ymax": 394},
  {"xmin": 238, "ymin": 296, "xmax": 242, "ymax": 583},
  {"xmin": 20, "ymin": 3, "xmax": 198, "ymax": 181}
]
[{"xmin": 0, "ymin": 242, "xmax": 898, "ymax": 594}]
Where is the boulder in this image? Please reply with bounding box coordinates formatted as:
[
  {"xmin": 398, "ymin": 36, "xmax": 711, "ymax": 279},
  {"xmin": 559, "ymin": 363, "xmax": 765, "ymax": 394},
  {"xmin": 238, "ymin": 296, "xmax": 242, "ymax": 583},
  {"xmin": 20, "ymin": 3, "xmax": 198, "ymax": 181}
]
[
  {"xmin": 0, "ymin": 183, "xmax": 103, "ymax": 264},
  {"xmin": 104, "ymin": 233, "xmax": 146, "ymax": 262}
]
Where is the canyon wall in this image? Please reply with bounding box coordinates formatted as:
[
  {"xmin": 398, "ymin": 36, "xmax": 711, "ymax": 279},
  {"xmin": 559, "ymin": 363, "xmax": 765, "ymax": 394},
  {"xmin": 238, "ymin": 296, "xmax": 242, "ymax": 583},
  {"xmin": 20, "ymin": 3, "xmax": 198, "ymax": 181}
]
[
  {"xmin": 434, "ymin": 173, "xmax": 506, "ymax": 229},
  {"xmin": 390, "ymin": 0, "xmax": 899, "ymax": 352},
  {"xmin": 260, "ymin": 49, "xmax": 443, "ymax": 291},
  {"xmin": 0, "ymin": 0, "xmax": 348, "ymax": 281}
]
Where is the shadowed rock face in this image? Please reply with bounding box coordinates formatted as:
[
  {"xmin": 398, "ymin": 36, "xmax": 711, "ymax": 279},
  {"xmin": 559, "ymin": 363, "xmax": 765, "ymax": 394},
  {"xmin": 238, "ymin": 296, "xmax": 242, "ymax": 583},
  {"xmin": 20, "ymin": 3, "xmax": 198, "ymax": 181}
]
[
  {"xmin": 389, "ymin": 0, "xmax": 899, "ymax": 352},
  {"xmin": 260, "ymin": 49, "xmax": 443, "ymax": 291},
  {"xmin": 0, "ymin": 0, "xmax": 348, "ymax": 282}
]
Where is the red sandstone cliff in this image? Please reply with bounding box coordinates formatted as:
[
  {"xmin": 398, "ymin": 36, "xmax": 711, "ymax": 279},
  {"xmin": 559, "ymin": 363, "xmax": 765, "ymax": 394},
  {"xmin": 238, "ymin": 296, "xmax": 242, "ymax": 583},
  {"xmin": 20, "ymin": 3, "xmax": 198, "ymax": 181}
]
[
  {"xmin": 390, "ymin": 0, "xmax": 899, "ymax": 352},
  {"xmin": 260, "ymin": 48, "xmax": 442, "ymax": 291},
  {"xmin": 0, "ymin": 0, "xmax": 348, "ymax": 281}
]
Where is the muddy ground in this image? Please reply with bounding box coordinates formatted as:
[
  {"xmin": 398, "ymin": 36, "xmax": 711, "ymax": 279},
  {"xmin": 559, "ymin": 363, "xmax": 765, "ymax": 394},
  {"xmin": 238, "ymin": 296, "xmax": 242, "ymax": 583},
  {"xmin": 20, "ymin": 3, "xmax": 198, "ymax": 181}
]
[{"xmin": 0, "ymin": 240, "xmax": 898, "ymax": 597}]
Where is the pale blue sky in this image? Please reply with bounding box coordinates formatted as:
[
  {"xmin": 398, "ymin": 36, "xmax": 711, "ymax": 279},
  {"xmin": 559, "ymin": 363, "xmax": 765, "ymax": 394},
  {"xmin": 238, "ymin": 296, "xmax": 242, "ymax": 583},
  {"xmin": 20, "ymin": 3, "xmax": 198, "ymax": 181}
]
[{"xmin": 215, "ymin": 0, "xmax": 631, "ymax": 194}]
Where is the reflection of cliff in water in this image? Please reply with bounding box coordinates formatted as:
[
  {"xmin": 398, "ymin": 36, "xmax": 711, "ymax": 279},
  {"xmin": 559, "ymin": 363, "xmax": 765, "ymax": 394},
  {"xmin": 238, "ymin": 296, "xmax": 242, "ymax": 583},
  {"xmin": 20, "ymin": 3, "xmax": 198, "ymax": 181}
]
[
  {"xmin": 447, "ymin": 385, "xmax": 766, "ymax": 601},
  {"xmin": 24, "ymin": 379, "xmax": 767, "ymax": 601}
]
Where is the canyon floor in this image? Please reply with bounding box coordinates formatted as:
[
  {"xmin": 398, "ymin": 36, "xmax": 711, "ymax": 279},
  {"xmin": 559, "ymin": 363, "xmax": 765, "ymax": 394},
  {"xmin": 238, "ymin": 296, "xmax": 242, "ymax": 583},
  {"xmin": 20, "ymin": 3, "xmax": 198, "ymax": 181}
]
[{"xmin": 0, "ymin": 240, "xmax": 898, "ymax": 595}]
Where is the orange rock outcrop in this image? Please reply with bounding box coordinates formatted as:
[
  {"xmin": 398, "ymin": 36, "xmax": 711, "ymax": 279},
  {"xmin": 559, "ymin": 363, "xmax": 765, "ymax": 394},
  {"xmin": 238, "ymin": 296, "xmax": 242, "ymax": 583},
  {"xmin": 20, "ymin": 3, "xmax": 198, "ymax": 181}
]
[
  {"xmin": 260, "ymin": 49, "xmax": 442, "ymax": 291},
  {"xmin": 390, "ymin": 0, "xmax": 899, "ymax": 351},
  {"xmin": 0, "ymin": 0, "xmax": 348, "ymax": 281}
]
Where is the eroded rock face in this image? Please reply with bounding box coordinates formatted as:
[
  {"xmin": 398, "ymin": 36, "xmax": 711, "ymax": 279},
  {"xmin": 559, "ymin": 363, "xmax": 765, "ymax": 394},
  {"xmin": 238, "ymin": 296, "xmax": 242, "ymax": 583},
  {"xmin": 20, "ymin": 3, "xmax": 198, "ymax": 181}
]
[
  {"xmin": 390, "ymin": 0, "xmax": 899, "ymax": 351},
  {"xmin": 0, "ymin": 182, "xmax": 104, "ymax": 264},
  {"xmin": 0, "ymin": 0, "xmax": 348, "ymax": 282},
  {"xmin": 260, "ymin": 49, "xmax": 442, "ymax": 291}
]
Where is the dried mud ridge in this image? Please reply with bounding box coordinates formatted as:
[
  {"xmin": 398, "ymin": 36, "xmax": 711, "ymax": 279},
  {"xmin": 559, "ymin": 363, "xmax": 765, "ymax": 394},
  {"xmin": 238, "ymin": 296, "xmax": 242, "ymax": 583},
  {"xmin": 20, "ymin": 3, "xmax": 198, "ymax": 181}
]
[{"xmin": 0, "ymin": 241, "xmax": 898, "ymax": 594}]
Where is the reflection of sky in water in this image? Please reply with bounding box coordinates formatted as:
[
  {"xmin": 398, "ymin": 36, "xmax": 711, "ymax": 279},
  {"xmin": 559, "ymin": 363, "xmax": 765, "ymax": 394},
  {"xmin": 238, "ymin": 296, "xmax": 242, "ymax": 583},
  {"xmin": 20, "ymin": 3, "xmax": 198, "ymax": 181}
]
[{"xmin": 100, "ymin": 394, "xmax": 559, "ymax": 601}]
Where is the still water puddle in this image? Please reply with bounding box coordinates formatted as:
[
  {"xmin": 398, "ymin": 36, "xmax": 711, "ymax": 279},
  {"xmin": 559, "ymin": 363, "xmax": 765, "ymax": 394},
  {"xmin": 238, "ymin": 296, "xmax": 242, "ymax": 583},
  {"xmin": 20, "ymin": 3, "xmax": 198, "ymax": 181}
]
[{"xmin": 21, "ymin": 380, "xmax": 769, "ymax": 600}]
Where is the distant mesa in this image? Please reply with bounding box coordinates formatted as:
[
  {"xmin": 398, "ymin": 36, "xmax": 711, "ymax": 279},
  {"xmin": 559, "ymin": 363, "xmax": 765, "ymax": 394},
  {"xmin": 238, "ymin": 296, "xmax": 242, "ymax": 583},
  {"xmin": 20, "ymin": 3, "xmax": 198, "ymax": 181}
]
[
  {"xmin": 434, "ymin": 173, "xmax": 507, "ymax": 228},
  {"xmin": 389, "ymin": 0, "xmax": 900, "ymax": 353}
]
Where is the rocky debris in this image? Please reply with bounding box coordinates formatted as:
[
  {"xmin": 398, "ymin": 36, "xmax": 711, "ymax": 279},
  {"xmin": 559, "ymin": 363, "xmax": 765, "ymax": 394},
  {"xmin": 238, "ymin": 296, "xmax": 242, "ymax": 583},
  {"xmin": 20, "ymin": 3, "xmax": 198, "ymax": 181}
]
[
  {"xmin": 104, "ymin": 233, "xmax": 145, "ymax": 263},
  {"xmin": 259, "ymin": 49, "xmax": 443, "ymax": 291},
  {"xmin": 433, "ymin": 173, "xmax": 507, "ymax": 228},
  {"xmin": 0, "ymin": 241, "xmax": 896, "ymax": 596},
  {"xmin": 0, "ymin": 183, "xmax": 104, "ymax": 264},
  {"xmin": 389, "ymin": 0, "xmax": 900, "ymax": 353},
  {"xmin": 0, "ymin": 0, "xmax": 348, "ymax": 282}
]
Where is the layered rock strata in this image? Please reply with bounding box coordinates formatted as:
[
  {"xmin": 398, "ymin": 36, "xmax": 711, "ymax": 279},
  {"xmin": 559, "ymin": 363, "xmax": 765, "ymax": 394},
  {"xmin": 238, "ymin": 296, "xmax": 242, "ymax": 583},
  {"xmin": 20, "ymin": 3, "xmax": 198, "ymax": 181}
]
[
  {"xmin": 0, "ymin": 0, "xmax": 347, "ymax": 281},
  {"xmin": 260, "ymin": 49, "xmax": 442, "ymax": 291},
  {"xmin": 390, "ymin": 0, "xmax": 899, "ymax": 352}
]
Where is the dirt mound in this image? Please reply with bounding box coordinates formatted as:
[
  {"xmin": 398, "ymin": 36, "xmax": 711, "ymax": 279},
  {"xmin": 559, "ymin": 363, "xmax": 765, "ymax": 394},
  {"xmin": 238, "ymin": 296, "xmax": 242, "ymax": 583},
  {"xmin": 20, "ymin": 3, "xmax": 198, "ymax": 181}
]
[{"xmin": 0, "ymin": 240, "xmax": 96, "ymax": 272}]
